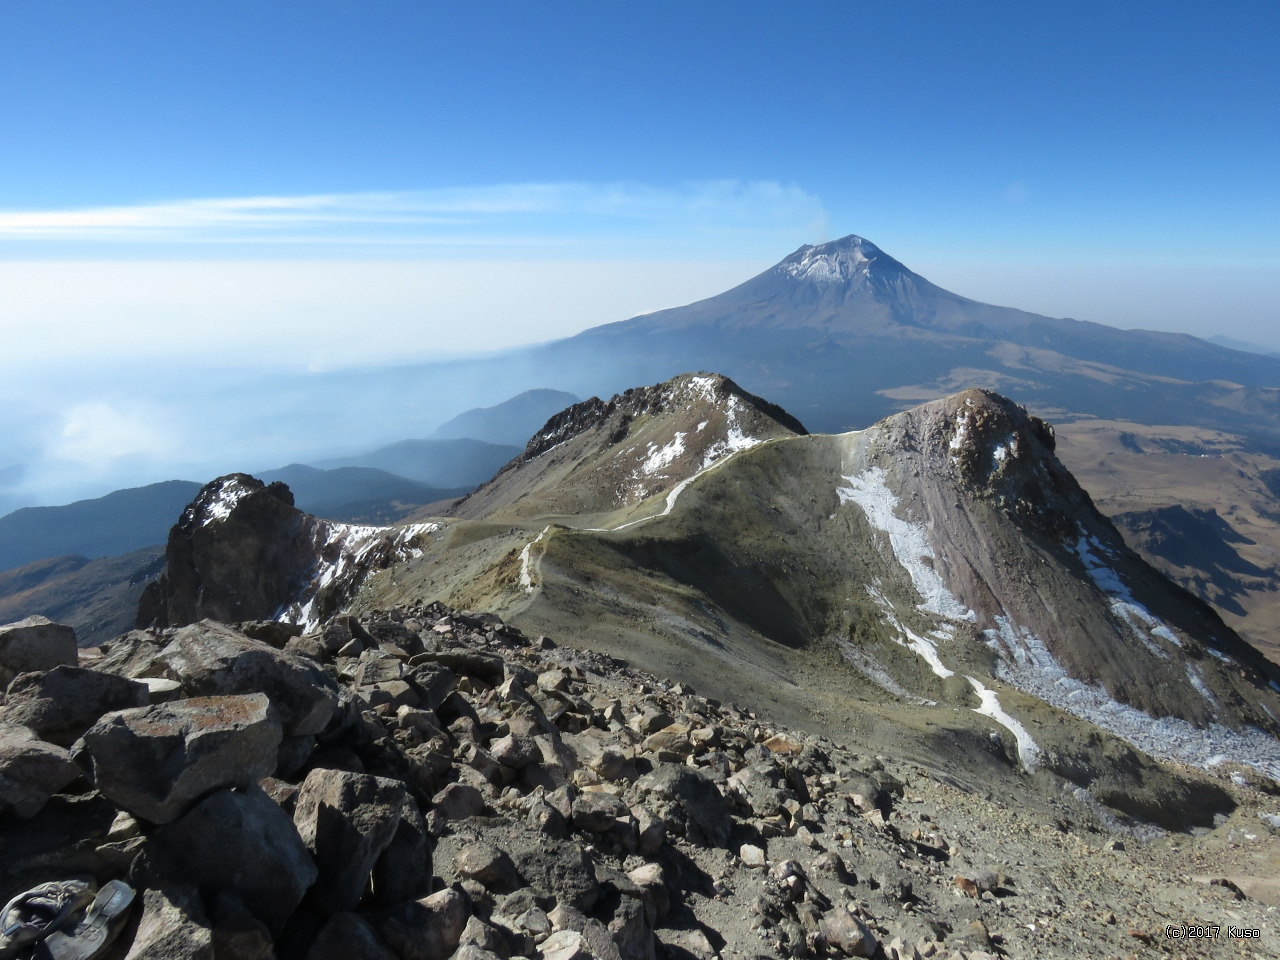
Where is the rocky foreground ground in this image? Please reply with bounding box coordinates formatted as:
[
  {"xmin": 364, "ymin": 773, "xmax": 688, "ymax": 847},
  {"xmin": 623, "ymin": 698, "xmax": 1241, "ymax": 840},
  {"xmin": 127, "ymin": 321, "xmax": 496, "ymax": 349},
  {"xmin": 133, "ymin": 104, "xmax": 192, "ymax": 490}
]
[{"xmin": 1, "ymin": 608, "xmax": 1279, "ymax": 960}]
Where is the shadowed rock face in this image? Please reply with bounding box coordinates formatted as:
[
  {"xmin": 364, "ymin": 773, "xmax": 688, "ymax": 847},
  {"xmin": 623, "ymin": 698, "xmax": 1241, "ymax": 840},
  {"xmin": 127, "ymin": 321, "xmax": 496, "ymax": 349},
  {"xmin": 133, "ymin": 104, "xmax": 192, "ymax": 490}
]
[
  {"xmin": 137, "ymin": 474, "xmax": 310, "ymax": 628},
  {"xmin": 136, "ymin": 474, "xmax": 439, "ymax": 630}
]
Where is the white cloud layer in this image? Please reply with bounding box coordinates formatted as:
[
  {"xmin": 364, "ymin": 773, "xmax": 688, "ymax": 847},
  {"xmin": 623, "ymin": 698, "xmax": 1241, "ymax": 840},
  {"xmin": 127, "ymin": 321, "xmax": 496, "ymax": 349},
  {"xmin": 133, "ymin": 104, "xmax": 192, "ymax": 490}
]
[{"xmin": 0, "ymin": 181, "xmax": 826, "ymax": 253}]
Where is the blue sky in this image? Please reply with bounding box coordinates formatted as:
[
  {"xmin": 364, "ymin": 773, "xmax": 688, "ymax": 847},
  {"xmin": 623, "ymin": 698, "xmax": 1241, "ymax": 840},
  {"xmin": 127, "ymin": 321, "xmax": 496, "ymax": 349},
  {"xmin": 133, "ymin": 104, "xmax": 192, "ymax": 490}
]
[
  {"xmin": 1, "ymin": 1, "xmax": 1278, "ymax": 504},
  {"xmin": 2, "ymin": 3, "xmax": 1277, "ymax": 330}
]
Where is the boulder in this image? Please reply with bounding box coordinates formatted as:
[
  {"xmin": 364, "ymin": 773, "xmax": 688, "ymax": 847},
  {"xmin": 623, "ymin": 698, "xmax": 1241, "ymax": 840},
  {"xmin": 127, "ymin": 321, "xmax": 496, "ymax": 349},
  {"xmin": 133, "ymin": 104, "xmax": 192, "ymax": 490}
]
[
  {"xmin": 456, "ymin": 841, "xmax": 522, "ymax": 892},
  {"xmin": 371, "ymin": 795, "xmax": 433, "ymax": 906},
  {"xmin": 292, "ymin": 768, "xmax": 406, "ymax": 912},
  {"xmin": 571, "ymin": 791, "xmax": 630, "ymax": 833},
  {"xmin": 0, "ymin": 616, "xmax": 77, "ymax": 686},
  {"xmin": 307, "ymin": 912, "xmax": 398, "ymax": 960},
  {"xmin": 379, "ymin": 888, "xmax": 470, "ymax": 960},
  {"xmin": 637, "ymin": 764, "xmax": 732, "ymax": 848},
  {"xmin": 510, "ymin": 838, "xmax": 600, "ymax": 912},
  {"xmin": 123, "ymin": 884, "xmax": 214, "ymax": 960},
  {"xmin": 490, "ymin": 734, "xmax": 541, "ymax": 769},
  {"xmin": 431, "ymin": 782, "xmax": 486, "ymax": 820},
  {"xmin": 822, "ymin": 910, "xmax": 879, "ymax": 957},
  {"xmin": 0, "ymin": 722, "xmax": 82, "ymax": 817},
  {"xmin": 1, "ymin": 666, "xmax": 149, "ymax": 746},
  {"xmin": 541, "ymin": 929, "xmax": 591, "ymax": 960},
  {"xmin": 148, "ymin": 620, "xmax": 340, "ymax": 735},
  {"xmin": 82, "ymin": 693, "xmax": 282, "ymax": 824},
  {"xmin": 92, "ymin": 631, "xmax": 169, "ymax": 680},
  {"xmin": 153, "ymin": 786, "xmax": 318, "ymax": 935}
]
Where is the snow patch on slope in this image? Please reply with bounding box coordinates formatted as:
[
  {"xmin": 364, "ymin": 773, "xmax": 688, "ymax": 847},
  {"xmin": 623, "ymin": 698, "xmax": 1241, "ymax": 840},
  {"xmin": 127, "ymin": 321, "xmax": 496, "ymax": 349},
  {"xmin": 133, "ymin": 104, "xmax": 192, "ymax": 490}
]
[
  {"xmin": 836, "ymin": 638, "xmax": 937, "ymax": 706},
  {"xmin": 519, "ymin": 526, "xmax": 552, "ymax": 594},
  {"xmin": 865, "ymin": 585, "xmax": 954, "ymax": 680},
  {"xmin": 967, "ymin": 676, "xmax": 1041, "ymax": 772},
  {"xmin": 1071, "ymin": 528, "xmax": 1182, "ymax": 656},
  {"xmin": 700, "ymin": 395, "xmax": 764, "ymax": 469},
  {"xmin": 781, "ymin": 244, "xmax": 872, "ymax": 283},
  {"xmin": 641, "ymin": 432, "xmax": 686, "ymax": 476},
  {"xmin": 838, "ymin": 466, "xmax": 976, "ymax": 623},
  {"xmin": 985, "ymin": 615, "xmax": 1280, "ymax": 780}
]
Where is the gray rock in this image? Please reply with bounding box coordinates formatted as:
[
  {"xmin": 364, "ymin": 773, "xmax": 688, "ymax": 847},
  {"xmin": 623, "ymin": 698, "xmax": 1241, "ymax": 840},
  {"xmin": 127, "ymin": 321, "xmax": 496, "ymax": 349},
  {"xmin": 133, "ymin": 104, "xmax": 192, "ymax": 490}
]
[
  {"xmin": 590, "ymin": 746, "xmax": 630, "ymax": 781},
  {"xmin": 457, "ymin": 915, "xmax": 509, "ymax": 954},
  {"xmin": 371, "ymin": 795, "xmax": 433, "ymax": 906},
  {"xmin": 632, "ymin": 805, "xmax": 665, "ymax": 856},
  {"xmin": 608, "ymin": 895, "xmax": 656, "ymax": 960},
  {"xmin": 511, "ymin": 838, "xmax": 600, "ymax": 913},
  {"xmin": 541, "ymin": 929, "xmax": 591, "ymax": 960},
  {"xmin": 404, "ymin": 663, "xmax": 455, "ymax": 712},
  {"xmin": 82, "ymin": 693, "xmax": 282, "ymax": 824},
  {"xmin": 307, "ymin": 912, "xmax": 398, "ymax": 960},
  {"xmin": 292, "ymin": 768, "xmax": 406, "ymax": 912},
  {"xmin": 210, "ymin": 909, "xmax": 274, "ymax": 960},
  {"xmin": 154, "ymin": 786, "xmax": 317, "ymax": 935},
  {"xmin": 123, "ymin": 884, "xmax": 213, "ymax": 960},
  {"xmin": 456, "ymin": 841, "xmax": 522, "ymax": 892},
  {"xmin": 432, "ymin": 781, "xmax": 486, "ymax": 820},
  {"xmin": 822, "ymin": 910, "xmax": 878, "ymax": 957},
  {"xmin": 637, "ymin": 764, "xmax": 732, "ymax": 848},
  {"xmin": 571, "ymin": 791, "xmax": 629, "ymax": 833},
  {"xmin": 490, "ymin": 734, "xmax": 541, "ymax": 769},
  {"xmin": 739, "ymin": 843, "xmax": 767, "ymax": 868},
  {"xmin": 414, "ymin": 650, "xmax": 505, "ymax": 686},
  {"xmin": 149, "ymin": 620, "xmax": 340, "ymax": 735},
  {"xmin": 93, "ymin": 631, "xmax": 169, "ymax": 681},
  {"xmin": 545, "ymin": 905, "xmax": 623, "ymax": 960},
  {"xmin": 2, "ymin": 665, "xmax": 149, "ymax": 746},
  {"xmin": 0, "ymin": 616, "xmax": 77, "ymax": 686},
  {"xmin": 379, "ymin": 888, "xmax": 470, "ymax": 960},
  {"xmin": 0, "ymin": 722, "xmax": 82, "ymax": 817}
]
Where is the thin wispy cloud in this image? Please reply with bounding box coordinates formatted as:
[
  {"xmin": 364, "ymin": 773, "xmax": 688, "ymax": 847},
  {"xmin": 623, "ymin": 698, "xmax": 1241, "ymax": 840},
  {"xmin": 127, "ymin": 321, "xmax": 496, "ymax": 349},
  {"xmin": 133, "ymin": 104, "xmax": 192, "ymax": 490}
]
[{"xmin": 0, "ymin": 181, "xmax": 826, "ymax": 254}]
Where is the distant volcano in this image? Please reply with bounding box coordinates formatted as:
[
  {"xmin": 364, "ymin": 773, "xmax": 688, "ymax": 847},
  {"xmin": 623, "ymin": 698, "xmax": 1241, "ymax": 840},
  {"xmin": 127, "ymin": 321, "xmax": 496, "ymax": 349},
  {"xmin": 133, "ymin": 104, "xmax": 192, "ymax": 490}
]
[{"xmin": 520, "ymin": 233, "xmax": 1280, "ymax": 440}]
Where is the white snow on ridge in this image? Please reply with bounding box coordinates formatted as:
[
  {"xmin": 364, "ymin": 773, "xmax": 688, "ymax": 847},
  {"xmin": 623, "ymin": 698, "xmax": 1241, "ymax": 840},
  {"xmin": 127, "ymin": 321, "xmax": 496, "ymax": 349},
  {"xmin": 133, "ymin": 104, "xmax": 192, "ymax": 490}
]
[
  {"xmin": 200, "ymin": 477, "xmax": 255, "ymax": 526},
  {"xmin": 838, "ymin": 467, "xmax": 976, "ymax": 623},
  {"xmin": 699, "ymin": 395, "xmax": 764, "ymax": 469},
  {"xmin": 987, "ymin": 614, "xmax": 1280, "ymax": 780},
  {"xmin": 687, "ymin": 375, "xmax": 721, "ymax": 402},
  {"xmin": 281, "ymin": 521, "xmax": 441, "ymax": 630},
  {"xmin": 781, "ymin": 245, "xmax": 871, "ymax": 283},
  {"xmin": 967, "ymin": 676, "xmax": 1041, "ymax": 772}
]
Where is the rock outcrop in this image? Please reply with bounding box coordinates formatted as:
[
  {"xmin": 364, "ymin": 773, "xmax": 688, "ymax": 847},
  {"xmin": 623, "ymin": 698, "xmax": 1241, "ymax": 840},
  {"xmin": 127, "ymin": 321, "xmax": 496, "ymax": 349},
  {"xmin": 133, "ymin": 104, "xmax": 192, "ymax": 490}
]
[{"xmin": 136, "ymin": 474, "xmax": 438, "ymax": 631}]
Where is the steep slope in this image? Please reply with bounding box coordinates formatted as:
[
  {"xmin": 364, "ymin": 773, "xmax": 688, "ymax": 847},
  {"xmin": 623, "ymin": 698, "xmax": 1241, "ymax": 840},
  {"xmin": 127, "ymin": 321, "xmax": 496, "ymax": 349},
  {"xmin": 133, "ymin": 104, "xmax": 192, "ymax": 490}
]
[
  {"xmin": 1053, "ymin": 419, "xmax": 1280, "ymax": 664},
  {"xmin": 430, "ymin": 388, "xmax": 580, "ymax": 446},
  {"xmin": 448, "ymin": 373, "xmax": 807, "ymax": 525}
]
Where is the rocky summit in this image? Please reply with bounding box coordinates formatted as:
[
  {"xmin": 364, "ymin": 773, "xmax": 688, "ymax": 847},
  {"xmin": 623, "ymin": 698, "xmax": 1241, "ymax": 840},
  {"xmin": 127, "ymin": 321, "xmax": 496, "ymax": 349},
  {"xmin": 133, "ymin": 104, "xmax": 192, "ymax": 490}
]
[
  {"xmin": 1, "ymin": 604, "xmax": 1277, "ymax": 960},
  {"xmin": 3, "ymin": 375, "xmax": 1280, "ymax": 959}
]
